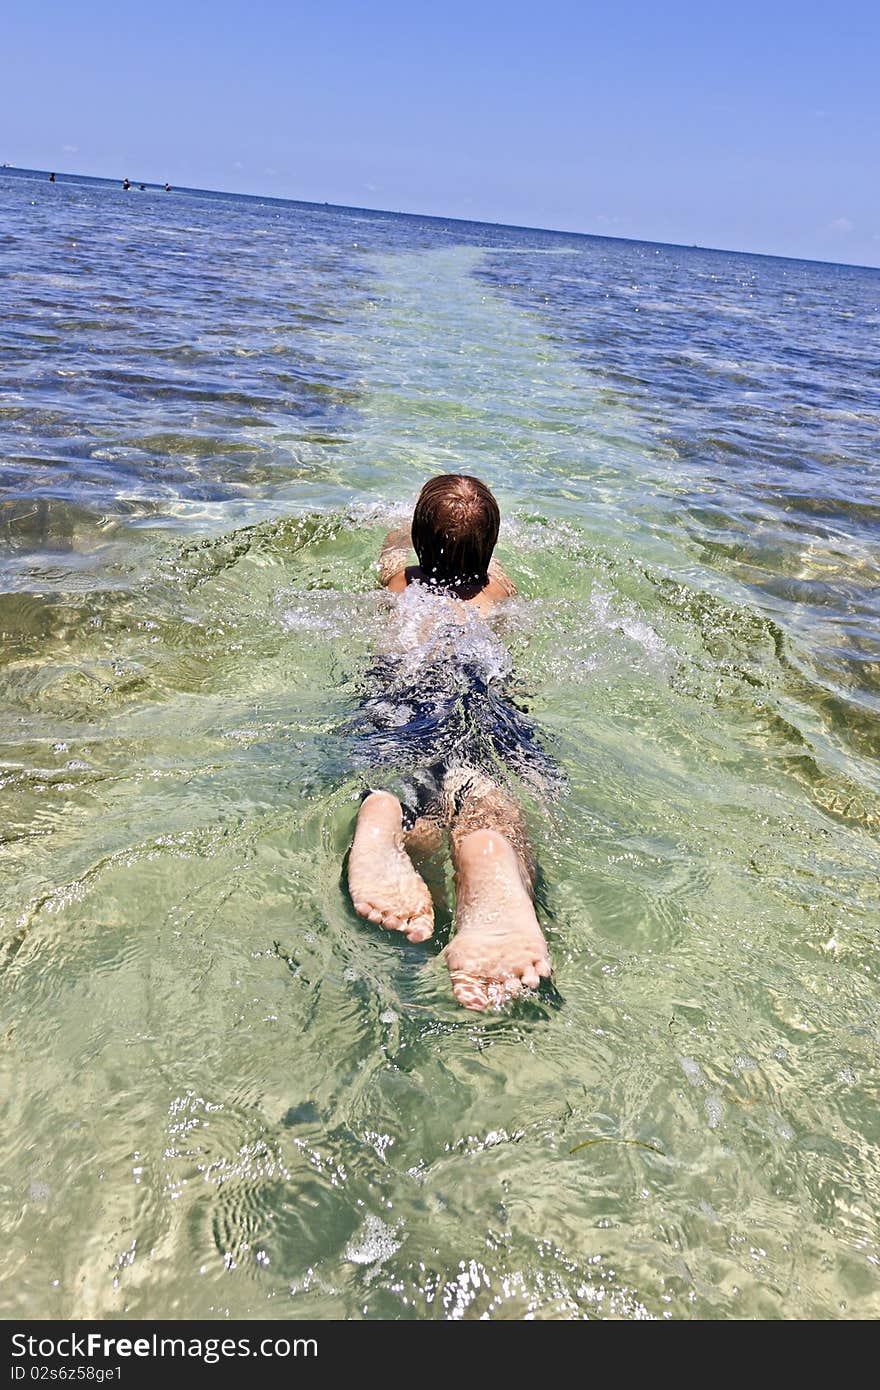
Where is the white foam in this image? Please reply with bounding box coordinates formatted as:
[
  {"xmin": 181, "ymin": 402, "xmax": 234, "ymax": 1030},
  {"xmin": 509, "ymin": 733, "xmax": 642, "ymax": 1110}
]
[
  {"xmin": 344, "ymin": 1214, "xmax": 401, "ymax": 1267},
  {"xmin": 279, "ymin": 589, "xmax": 377, "ymax": 639},
  {"xmin": 590, "ymin": 587, "xmax": 667, "ymax": 658}
]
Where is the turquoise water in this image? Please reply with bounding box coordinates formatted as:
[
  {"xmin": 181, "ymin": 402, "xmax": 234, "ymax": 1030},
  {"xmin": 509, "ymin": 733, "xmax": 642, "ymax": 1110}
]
[{"xmin": 1, "ymin": 167, "xmax": 879, "ymax": 1319}]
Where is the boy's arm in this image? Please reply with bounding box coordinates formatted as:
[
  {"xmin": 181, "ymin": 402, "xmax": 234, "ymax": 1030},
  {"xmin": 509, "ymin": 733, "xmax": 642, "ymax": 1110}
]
[{"xmin": 378, "ymin": 525, "xmax": 413, "ymax": 587}]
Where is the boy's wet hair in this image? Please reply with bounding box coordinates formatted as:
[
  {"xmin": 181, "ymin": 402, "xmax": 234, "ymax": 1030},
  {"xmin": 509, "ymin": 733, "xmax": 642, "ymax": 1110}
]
[{"xmin": 411, "ymin": 474, "xmax": 500, "ymax": 586}]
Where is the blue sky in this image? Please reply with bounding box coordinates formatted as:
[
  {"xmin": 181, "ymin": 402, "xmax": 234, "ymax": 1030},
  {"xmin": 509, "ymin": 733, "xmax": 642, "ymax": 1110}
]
[{"xmin": 4, "ymin": 1, "xmax": 879, "ymax": 265}]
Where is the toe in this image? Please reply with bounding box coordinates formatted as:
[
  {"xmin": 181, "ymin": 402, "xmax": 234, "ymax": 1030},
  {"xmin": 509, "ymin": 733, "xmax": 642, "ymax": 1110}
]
[
  {"xmin": 487, "ymin": 975, "xmax": 522, "ymax": 1008},
  {"xmin": 405, "ymin": 914, "xmax": 434, "ymax": 943},
  {"xmin": 521, "ymin": 964, "xmax": 540, "ymax": 988},
  {"xmin": 450, "ymin": 972, "xmax": 490, "ymax": 1010},
  {"xmin": 355, "ymin": 901, "xmax": 383, "ymax": 924}
]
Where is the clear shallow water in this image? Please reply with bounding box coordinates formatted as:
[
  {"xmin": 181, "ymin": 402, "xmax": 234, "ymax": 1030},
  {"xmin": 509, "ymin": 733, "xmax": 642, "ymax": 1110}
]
[{"xmin": 1, "ymin": 167, "xmax": 879, "ymax": 1320}]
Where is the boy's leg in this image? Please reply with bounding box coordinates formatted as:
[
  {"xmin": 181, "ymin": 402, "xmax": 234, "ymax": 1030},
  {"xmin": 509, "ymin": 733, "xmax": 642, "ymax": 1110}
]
[
  {"xmin": 348, "ymin": 791, "xmax": 434, "ymax": 943},
  {"xmin": 445, "ymin": 783, "xmax": 551, "ymax": 1010}
]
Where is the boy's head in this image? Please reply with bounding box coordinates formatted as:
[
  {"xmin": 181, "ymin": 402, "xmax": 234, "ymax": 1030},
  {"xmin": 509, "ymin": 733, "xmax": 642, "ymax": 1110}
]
[{"xmin": 411, "ymin": 474, "xmax": 500, "ymax": 587}]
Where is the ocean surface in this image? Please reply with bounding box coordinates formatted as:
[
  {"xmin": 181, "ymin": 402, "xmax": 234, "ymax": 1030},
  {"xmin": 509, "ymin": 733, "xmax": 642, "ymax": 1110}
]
[{"xmin": 1, "ymin": 166, "xmax": 878, "ymax": 1320}]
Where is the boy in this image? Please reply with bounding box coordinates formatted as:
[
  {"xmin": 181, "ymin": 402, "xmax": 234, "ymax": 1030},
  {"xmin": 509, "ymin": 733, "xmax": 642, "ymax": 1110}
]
[{"xmin": 347, "ymin": 474, "xmax": 553, "ymax": 1011}]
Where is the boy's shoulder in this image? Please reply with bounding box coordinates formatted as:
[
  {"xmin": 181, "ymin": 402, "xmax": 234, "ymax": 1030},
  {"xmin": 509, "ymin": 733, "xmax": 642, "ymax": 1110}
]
[{"xmin": 464, "ymin": 570, "xmax": 516, "ymax": 613}]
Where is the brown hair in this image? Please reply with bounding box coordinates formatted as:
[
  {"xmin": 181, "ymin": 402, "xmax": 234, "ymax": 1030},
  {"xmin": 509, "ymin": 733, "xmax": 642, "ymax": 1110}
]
[{"xmin": 411, "ymin": 474, "xmax": 500, "ymax": 587}]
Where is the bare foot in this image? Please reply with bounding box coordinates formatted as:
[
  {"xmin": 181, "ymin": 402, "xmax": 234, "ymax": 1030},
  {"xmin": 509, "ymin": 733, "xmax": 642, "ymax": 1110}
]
[
  {"xmin": 446, "ymin": 828, "xmax": 551, "ymax": 1010},
  {"xmin": 348, "ymin": 791, "xmax": 434, "ymax": 944}
]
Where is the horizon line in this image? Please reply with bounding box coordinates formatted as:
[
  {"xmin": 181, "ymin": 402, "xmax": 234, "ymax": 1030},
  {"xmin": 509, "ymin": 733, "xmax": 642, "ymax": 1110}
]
[{"xmin": 4, "ymin": 162, "xmax": 879, "ymax": 275}]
